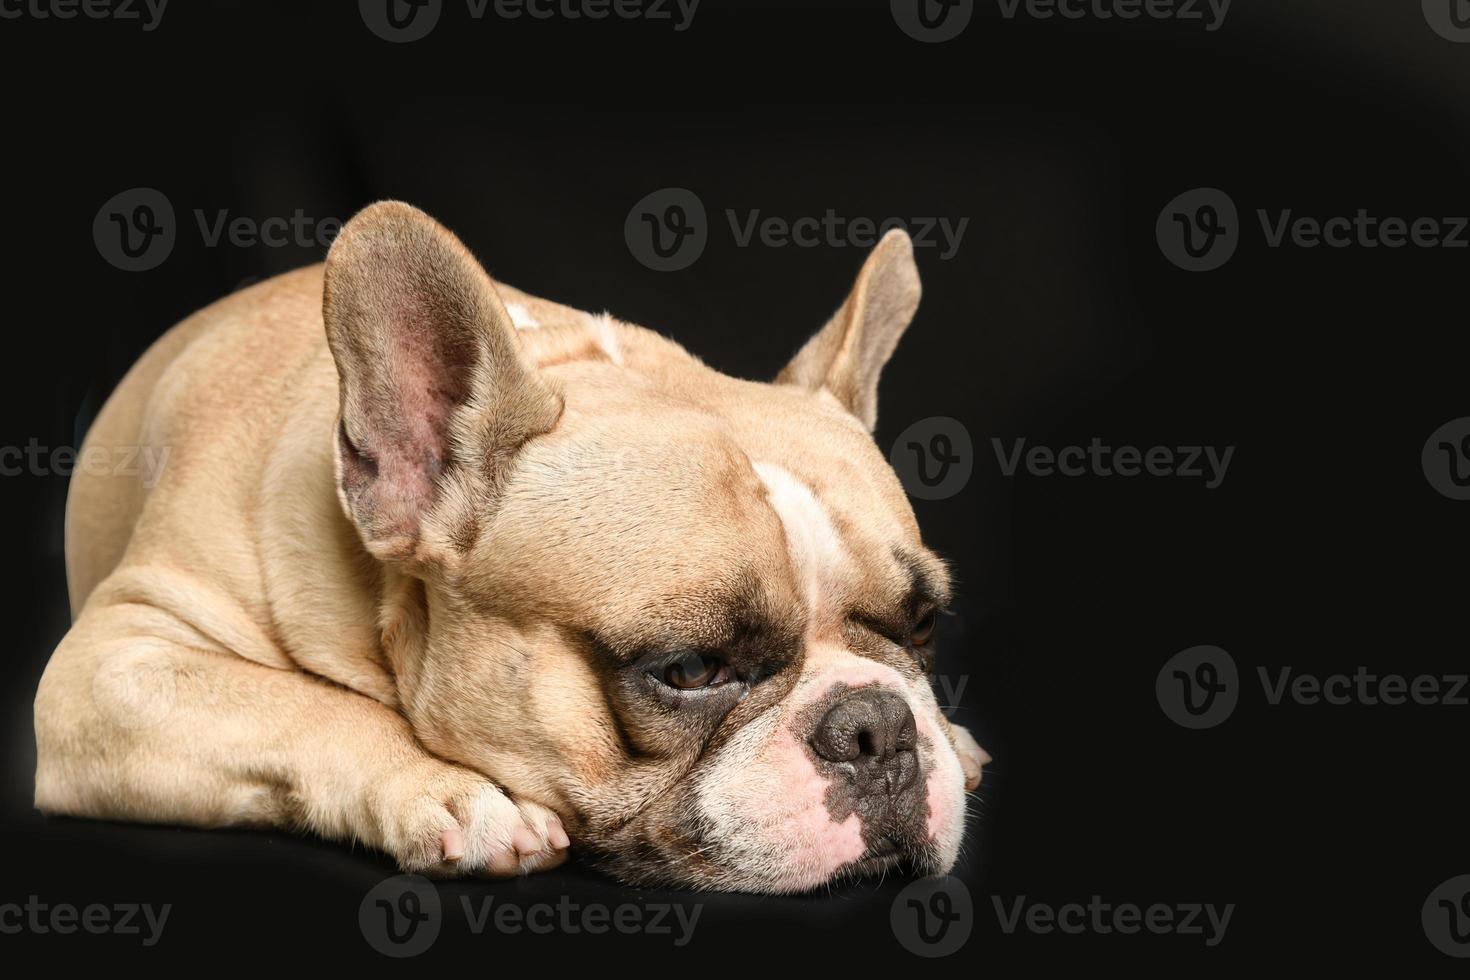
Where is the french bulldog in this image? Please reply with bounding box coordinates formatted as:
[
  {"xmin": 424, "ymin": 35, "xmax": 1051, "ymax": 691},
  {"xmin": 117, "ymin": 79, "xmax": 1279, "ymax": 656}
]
[{"xmin": 34, "ymin": 201, "xmax": 988, "ymax": 892}]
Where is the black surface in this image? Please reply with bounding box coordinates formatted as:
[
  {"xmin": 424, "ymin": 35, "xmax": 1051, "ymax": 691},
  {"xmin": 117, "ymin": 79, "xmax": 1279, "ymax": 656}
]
[{"xmin": 1, "ymin": 0, "xmax": 1467, "ymax": 968}]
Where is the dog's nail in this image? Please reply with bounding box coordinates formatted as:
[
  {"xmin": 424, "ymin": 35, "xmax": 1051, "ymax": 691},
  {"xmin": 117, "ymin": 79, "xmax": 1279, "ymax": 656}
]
[
  {"xmin": 511, "ymin": 826, "xmax": 542, "ymax": 855},
  {"xmin": 441, "ymin": 826, "xmax": 465, "ymax": 862},
  {"xmin": 548, "ymin": 823, "xmax": 570, "ymax": 849}
]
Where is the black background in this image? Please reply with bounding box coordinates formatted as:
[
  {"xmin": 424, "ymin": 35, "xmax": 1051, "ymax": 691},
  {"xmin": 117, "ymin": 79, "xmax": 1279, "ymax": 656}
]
[{"xmin": 1, "ymin": 0, "xmax": 1466, "ymax": 968}]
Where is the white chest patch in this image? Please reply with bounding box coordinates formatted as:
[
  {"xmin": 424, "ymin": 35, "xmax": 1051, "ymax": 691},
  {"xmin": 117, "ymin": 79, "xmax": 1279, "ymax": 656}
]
[{"xmin": 752, "ymin": 463, "xmax": 848, "ymax": 616}]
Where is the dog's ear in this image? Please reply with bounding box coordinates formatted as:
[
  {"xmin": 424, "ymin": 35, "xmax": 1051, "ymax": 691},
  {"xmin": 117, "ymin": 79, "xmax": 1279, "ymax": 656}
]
[
  {"xmin": 775, "ymin": 229, "xmax": 921, "ymax": 431},
  {"xmin": 323, "ymin": 201, "xmax": 562, "ymax": 563}
]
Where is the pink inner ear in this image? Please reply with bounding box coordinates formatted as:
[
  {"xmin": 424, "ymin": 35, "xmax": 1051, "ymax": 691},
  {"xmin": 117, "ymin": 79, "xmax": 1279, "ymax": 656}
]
[
  {"xmin": 386, "ymin": 323, "xmax": 465, "ymax": 484},
  {"xmin": 340, "ymin": 309, "xmax": 480, "ymax": 544}
]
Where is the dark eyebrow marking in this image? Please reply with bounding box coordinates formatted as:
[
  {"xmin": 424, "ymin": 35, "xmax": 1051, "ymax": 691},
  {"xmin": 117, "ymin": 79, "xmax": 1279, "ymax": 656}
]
[
  {"xmin": 848, "ymin": 546, "xmax": 953, "ymax": 642},
  {"xmin": 586, "ymin": 572, "xmax": 802, "ymax": 671},
  {"xmin": 894, "ymin": 546, "xmax": 953, "ymax": 613}
]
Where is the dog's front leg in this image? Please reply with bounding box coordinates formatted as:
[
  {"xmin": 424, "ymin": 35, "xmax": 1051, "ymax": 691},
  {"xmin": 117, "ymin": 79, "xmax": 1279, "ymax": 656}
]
[{"xmin": 34, "ymin": 600, "xmax": 570, "ymax": 877}]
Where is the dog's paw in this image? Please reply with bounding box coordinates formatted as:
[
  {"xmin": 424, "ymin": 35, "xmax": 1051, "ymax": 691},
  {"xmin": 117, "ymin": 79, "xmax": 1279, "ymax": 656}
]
[
  {"xmin": 950, "ymin": 724, "xmax": 991, "ymax": 791},
  {"xmin": 378, "ymin": 762, "xmax": 571, "ymax": 878}
]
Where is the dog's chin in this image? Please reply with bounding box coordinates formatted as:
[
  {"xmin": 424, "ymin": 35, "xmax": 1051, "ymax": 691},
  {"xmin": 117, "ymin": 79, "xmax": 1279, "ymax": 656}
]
[
  {"xmin": 842, "ymin": 844, "xmax": 906, "ymax": 881},
  {"xmin": 827, "ymin": 836, "xmax": 944, "ymax": 889},
  {"xmin": 592, "ymin": 833, "xmax": 946, "ymax": 894}
]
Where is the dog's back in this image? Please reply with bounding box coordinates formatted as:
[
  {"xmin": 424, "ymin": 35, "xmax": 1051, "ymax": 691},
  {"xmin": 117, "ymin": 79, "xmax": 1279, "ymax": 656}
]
[{"xmin": 64, "ymin": 266, "xmax": 331, "ymax": 617}]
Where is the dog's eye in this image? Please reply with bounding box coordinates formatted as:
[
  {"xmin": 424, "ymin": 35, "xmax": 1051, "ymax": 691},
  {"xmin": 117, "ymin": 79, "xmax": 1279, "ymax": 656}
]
[
  {"xmin": 909, "ymin": 609, "xmax": 937, "ymax": 648},
  {"xmin": 661, "ymin": 652, "xmax": 730, "ymax": 690}
]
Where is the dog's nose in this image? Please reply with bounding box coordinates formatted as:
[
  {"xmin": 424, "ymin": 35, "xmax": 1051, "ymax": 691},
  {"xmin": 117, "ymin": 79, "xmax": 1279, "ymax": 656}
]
[{"xmin": 809, "ymin": 688, "xmax": 919, "ymax": 795}]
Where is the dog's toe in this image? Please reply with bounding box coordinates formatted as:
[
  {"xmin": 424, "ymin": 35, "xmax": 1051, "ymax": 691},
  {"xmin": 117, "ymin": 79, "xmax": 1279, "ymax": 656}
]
[
  {"xmin": 377, "ymin": 761, "xmax": 571, "ymax": 878},
  {"xmin": 951, "ymin": 723, "xmax": 991, "ymax": 791},
  {"xmin": 510, "ymin": 800, "xmax": 571, "ymax": 875}
]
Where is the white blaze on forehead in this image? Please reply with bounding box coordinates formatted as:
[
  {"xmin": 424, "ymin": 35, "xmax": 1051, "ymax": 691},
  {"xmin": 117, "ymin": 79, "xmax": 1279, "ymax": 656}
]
[
  {"xmin": 690, "ymin": 466, "xmax": 971, "ymax": 888},
  {"xmin": 588, "ymin": 312, "xmax": 623, "ymax": 365},
  {"xmin": 752, "ymin": 462, "xmax": 847, "ymax": 614},
  {"xmin": 505, "ymin": 302, "xmax": 540, "ymax": 330}
]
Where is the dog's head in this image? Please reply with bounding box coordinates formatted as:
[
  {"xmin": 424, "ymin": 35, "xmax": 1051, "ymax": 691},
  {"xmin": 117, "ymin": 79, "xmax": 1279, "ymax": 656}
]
[{"xmin": 322, "ymin": 201, "xmax": 986, "ymax": 892}]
